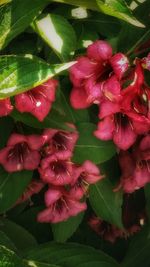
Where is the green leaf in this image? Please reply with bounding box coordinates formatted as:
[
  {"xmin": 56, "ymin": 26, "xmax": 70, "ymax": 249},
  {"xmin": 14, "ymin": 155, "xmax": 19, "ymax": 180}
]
[
  {"xmin": 27, "ymin": 262, "xmax": 60, "ymax": 267},
  {"xmin": 11, "ymin": 101, "xmax": 72, "ymax": 131},
  {"xmin": 0, "ymin": 219, "xmax": 37, "ymax": 251},
  {"xmin": 122, "ymin": 225, "xmax": 150, "ymax": 267},
  {"xmin": 0, "ymin": 0, "xmax": 49, "ymax": 50},
  {"xmin": 73, "ymin": 123, "xmax": 116, "ymax": 164},
  {"xmin": 145, "ymin": 183, "xmax": 150, "ymax": 219},
  {"xmin": 89, "ymin": 178, "xmax": 123, "ymax": 228},
  {"xmin": 51, "ymin": 0, "xmax": 99, "ymax": 11},
  {"xmin": 82, "ymin": 12, "xmax": 121, "ymax": 37},
  {"xmin": 25, "ymin": 242, "xmax": 119, "ymax": 267},
  {"xmin": 0, "ymin": 117, "xmax": 14, "ymax": 149},
  {"xmin": 0, "ymin": 231, "xmax": 17, "ymax": 252},
  {"xmin": 0, "ymin": 0, "xmax": 11, "ymax": 5},
  {"xmin": 33, "ymin": 13, "xmax": 76, "ymax": 61},
  {"xmin": 117, "ymin": 1, "xmax": 150, "ymax": 54},
  {"xmin": 74, "ymin": 24, "xmax": 99, "ymax": 50},
  {"xmin": 96, "ymin": 0, "xmax": 144, "ymax": 27},
  {"xmin": 0, "ymin": 55, "xmax": 75, "ymax": 98},
  {"xmin": 52, "ymin": 212, "xmax": 84, "ymax": 242},
  {"xmin": 12, "ymin": 206, "xmax": 52, "ymax": 244},
  {"xmin": 0, "ymin": 245, "xmax": 26, "ymax": 267},
  {"xmin": 0, "ymin": 167, "xmax": 32, "ymax": 213}
]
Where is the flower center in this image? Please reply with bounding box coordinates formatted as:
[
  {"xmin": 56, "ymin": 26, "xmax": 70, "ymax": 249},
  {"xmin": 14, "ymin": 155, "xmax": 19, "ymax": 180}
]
[{"xmin": 7, "ymin": 142, "xmax": 30, "ymax": 163}]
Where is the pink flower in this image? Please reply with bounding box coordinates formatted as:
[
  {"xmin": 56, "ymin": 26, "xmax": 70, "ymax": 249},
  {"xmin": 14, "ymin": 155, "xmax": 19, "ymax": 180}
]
[
  {"xmin": 95, "ymin": 60, "xmax": 150, "ymax": 150},
  {"xmin": 0, "ymin": 133, "xmax": 45, "ymax": 172},
  {"xmin": 117, "ymin": 137, "xmax": 150, "ymax": 193},
  {"xmin": 39, "ymin": 155, "xmax": 73, "ymax": 185},
  {"xmin": 15, "ymin": 79, "xmax": 58, "ymax": 121},
  {"xmin": 41, "ymin": 126, "xmax": 78, "ymax": 160},
  {"xmin": 16, "ymin": 180, "xmax": 44, "ymax": 205},
  {"xmin": 70, "ymin": 40, "xmax": 129, "ymax": 109},
  {"xmin": 37, "ymin": 186, "xmax": 87, "ymax": 223},
  {"xmin": 94, "ymin": 114, "xmax": 138, "ymax": 150},
  {"xmin": 141, "ymin": 53, "xmax": 150, "ymax": 71},
  {"xmin": 69, "ymin": 160, "xmax": 103, "ymax": 199},
  {"xmin": 88, "ymin": 215, "xmax": 124, "ymax": 243},
  {"xmin": 0, "ymin": 98, "xmax": 13, "ymax": 117}
]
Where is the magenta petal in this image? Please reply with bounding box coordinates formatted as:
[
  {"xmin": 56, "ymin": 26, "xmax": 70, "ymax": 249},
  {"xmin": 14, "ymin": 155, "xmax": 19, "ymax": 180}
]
[
  {"xmin": 15, "ymin": 79, "xmax": 58, "ymax": 121},
  {"xmin": 110, "ymin": 53, "xmax": 129, "ymax": 79},
  {"xmin": 113, "ymin": 119, "xmax": 137, "ymax": 150},
  {"xmin": 24, "ymin": 151, "xmax": 41, "ymax": 170},
  {"xmin": 0, "ymin": 98, "xmax": 13, "ymax": 117},
  {"xmin": 85, "ymin": 78, "xmax": 103, "ymax": 104},
  {"xmin": 37, "ymin": 207, "xmax": 53, "ymax": 223},
  {"xmin": 27, "ymin": 135, "xmax": 46, "ymax": 150},
  {"xmin": 94, "ymin": 116, "xmax": 114, "ymax": 140},
  {"xmin": 82, "ymin": 160, "xmax": 102, "ymax": 184},
  {"xmin": 7, "ymin": 134, "xmax": 27, "ymax": 146},
  {"xmin": 103, "ymin": 75, "xmax": 121, "ymax": 100},
  {"xmin": 68, "ymin": 199, "xmax": 87, "ymax": 217},
  {"xmin": 99, "ymin": 100, "xmax": 121, "ymax": 118},
  {"xmin": 70, "ymin": 86, "xmax": 91, "ymax": 109},
  {"xmin": 121, "ymin": 177, "xmax": 137, "ymax": 193},
  {"xmin": 69, "ymin": 185, "xmax": 85, "ymax": 200},
  {"xmin": 119, "ymin": 151, "xmax": 135, "ymax": 177},
  {"xmin": 139, "ymin": 135, "xmax": 150, "ymax": 151},
  {"xmin": 87, "ymin": 40, "xmax": 112, "ymax": 61},
  {"xmin": 134, "ymin": 166, "xmax": 150, "ymax": 188},
  {"xmin": 69, "ymin": 56, "xmax": 97, "ymax": 87},
  {"xmin": 45, "ymin": 187, "xmax": 63, "ymax": 207}
]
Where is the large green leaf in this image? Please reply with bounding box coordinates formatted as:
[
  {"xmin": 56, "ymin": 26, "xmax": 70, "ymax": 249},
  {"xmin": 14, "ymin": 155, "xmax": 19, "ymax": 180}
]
[
  {"xmin": 25, "ymin": 242, "xmax": 119, "ymax": 267},
  {"xmin": 96, "ymin": 0, "xmax": 144, "ymax": 27},
  {"xmin": 0, "ymin": 117, "xmax": 14, "ymax": 149},
  {"xmin": 0, "ymin": 0, "xmax": 49, "ymax": 50},
  {"xmin": 11, "ymin": 108, "xmax": 71, "ymax": 131},
  {"xmin": 0, "ymin": 167, "xmax": 32, "ymax": 213},
  {"xmin": 73, "ymin": 123, "xmax": 116, "ymax": 164},
  {"xmin": 0, "ymin": 0, "xmax": 11, "ymax": 5},
  {"xmin": 0, "ymin": 245, "xmax": 27, "ymax": 267},
  {"xmin": 0, "ymin": 231, "xmax": 17, "ymax": 252},
  {"xmin": 51, "ymin": 0, "xmax": 144, "ymax": 27},
  {"xmin": 0, "ymin": 219, "xmax": 37, "ymax": 251},
  {"xmin": 33, "ymin": 13, "xmax": 76, "ymax": 61},
  {"xmin": 117, "ymin": 1, "xmax": 150, "ymax": 54},
  {"xmin": 52, "ymin": 212, "xmax": 84, "ymax": 242},
  {"xmin": 89, "ymin": 178, "xmax": 123, "ymax": 228},
  {"xmin": 27, "ymin": 263, "xmax": 60, "ymax": 267},
  {"xmin": 0, "ymin": 55, "xmax": 75, "ymax": 98},
  {"xmin": 51, "ymin": 0, "xmax": 99, "ymax": 11},
  {"xmin": 122, "ymin": 225, "xmax": 150, "ymax": 267}
]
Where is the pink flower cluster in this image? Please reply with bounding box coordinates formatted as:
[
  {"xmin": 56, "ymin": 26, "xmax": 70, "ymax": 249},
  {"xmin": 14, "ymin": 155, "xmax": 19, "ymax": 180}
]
[
  {"xmin": 88, "ymin": 194, "xmax": 146, "ymax": 243},
  {"xmin": 88, "ymin": 215, "xmax": 143, "ymax": 243},
  {"xmin": 69, "ymin": 40, "xmax": 150, "ymax": 193},
  {"xmin": 0, "ymin": 79, "xmax": 58, "ymax": 121},
  {"xmin": 38, "ymin": 128, "xmax": 102, "ymax": 223},
  {"xmin": 0, "ymin": 126, "xmax": 102, "ymax": 223},
  {"xmin": 116, "ymin": 135, "xmax": 150, "ymax": 193}
]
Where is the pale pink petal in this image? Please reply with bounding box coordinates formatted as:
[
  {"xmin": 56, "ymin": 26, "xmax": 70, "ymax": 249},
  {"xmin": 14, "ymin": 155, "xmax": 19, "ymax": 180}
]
[
  {"xmin": 70, "ymin": 86, "xmax": 91, "ymax": 109},
  {"xmin": 110, "ymin": 53, "xmax": 129, "ymax": 79},
  {"xmin": 0, "ymin": 98, "xmax": 13, "ymax": 117},
  {"xmin": 69, "ymin": 56, "xmax": 97, "ymax": 87},
  {"xmin": 94, "ymin": 116, "xmax": 114, "ymax": 140},
  {"xmin": 87, "ymin": 40, "xmax": 112, "ymax": 61},
  {"xmin": 113, "ymin": 119, "xmax": 137, "ymax": 150},
  {"xmin": 45, "ymin": 187, "xmax": 63, "ymax": 207}
]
